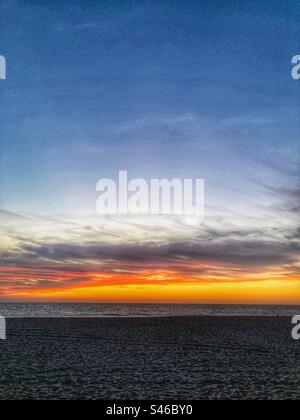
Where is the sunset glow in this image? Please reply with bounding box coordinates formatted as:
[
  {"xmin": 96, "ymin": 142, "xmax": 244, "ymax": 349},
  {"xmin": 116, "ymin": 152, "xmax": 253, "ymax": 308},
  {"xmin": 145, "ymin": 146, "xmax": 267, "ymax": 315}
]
[{"xmin": 1, "ymin": 1, "xmax": 299, "ymax": 305}]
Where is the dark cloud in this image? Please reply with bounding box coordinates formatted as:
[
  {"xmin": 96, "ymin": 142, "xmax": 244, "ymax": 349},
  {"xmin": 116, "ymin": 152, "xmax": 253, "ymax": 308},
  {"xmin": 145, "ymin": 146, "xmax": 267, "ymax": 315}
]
[
  {"xmin": 1, "ymin": 230, "xmax": 299, "ymax": 293},
  {"xmin": 17, "ymin": 235, "xmax": 299, "ymax": 269}
]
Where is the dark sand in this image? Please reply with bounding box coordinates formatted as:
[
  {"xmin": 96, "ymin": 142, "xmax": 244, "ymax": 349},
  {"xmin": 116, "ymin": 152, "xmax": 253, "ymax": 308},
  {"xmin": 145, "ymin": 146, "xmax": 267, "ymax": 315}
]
[{"xmin": 0, "ymin": 317, "xmax": 299, "ymax": 400}]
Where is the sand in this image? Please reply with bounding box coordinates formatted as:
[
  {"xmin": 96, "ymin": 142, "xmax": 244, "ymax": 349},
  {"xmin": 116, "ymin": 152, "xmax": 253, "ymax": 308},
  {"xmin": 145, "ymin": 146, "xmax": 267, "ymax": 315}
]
[{"xmin": 0, "ymin": 316, "xmax": 299, "ymax": 400}]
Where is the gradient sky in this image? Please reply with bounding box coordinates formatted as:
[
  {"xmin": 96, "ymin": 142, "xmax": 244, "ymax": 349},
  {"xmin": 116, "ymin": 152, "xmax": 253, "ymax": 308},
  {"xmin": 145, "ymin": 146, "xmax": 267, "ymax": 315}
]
[{"xmin": 0, "ymin": 0, "xmax": 299, "ymax": 303}]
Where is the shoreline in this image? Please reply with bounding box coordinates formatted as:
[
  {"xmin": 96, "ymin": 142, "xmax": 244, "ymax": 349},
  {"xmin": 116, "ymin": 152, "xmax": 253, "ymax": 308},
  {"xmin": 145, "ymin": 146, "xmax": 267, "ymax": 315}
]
[{"xmin": 1, "ymin": 314, "xmax": 296, "ymax": 319}]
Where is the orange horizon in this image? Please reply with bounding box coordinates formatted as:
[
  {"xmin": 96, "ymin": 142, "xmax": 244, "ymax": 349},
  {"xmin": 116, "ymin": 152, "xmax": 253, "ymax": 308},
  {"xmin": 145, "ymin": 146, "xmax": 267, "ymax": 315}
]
[
  {"xmin": 2, "ymin": 280, "xmax": 299, "ymax": 305},
  {"xmin": 1, "ymin": 266, "xmax": 299, "ymax": 305}
]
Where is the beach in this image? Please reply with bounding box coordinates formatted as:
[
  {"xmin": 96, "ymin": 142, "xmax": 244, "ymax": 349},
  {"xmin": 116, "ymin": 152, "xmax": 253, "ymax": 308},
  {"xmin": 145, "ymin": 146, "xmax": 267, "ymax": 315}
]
[{"xmin": 0, "ymin": 316, "xmax": 299, "ymax": 400}]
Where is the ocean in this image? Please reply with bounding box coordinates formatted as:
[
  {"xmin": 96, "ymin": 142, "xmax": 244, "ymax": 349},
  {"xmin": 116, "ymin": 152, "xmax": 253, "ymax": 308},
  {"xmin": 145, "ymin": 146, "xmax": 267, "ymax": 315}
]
[{"xmin": 0, "ymin": 303, "xmax": 299, "ymax": 318}]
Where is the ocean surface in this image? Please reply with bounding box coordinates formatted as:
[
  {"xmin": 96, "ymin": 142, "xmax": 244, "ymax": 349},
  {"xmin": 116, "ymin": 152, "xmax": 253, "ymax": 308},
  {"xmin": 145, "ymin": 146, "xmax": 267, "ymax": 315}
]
[{"xmin": 0, "ymin": 303, "xmax": 299, "ymax": 317}]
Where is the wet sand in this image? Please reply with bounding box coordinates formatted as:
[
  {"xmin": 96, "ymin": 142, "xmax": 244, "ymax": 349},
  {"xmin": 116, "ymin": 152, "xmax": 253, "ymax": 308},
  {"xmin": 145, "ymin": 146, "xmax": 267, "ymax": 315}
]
[{"xmin": 0, "ymin": 317, "xmax": 299, "ymax": 400}]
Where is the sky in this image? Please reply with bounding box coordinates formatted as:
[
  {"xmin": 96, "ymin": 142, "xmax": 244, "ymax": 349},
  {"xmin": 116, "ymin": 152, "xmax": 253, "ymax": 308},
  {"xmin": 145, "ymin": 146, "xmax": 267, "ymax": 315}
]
[{"xmin": 0, "ymin": 0, "xmax": 299, "ymax": 303}]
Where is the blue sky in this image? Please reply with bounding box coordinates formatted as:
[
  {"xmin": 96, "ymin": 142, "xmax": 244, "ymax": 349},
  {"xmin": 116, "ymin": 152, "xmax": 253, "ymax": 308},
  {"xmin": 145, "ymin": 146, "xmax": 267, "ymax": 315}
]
[
  {"xmin": 1, "ymin": 0, "xmax": 299, "ymax": 214},
  {"xmin": 0, "ymin": 0, "xmax": 299, "ymax": 301}
]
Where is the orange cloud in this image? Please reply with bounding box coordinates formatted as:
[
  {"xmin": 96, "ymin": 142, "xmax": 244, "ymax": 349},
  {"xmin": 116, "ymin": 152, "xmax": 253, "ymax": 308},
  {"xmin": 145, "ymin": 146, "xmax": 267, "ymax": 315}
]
[{"xmin": 1, "ymin": 265, "xmax": 299, "ymax": 304}]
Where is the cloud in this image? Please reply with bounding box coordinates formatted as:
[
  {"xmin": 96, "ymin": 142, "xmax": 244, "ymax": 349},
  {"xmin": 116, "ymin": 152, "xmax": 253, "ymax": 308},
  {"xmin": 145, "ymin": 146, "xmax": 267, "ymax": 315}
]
[
  {"xmin": 20, "ymin": 235, "xmax": 298, "ymax": 268},
  {"xmin": 1, "ymin": 219, "xmax": 298, "ymax": 292},
  {"xmin": 0, "ymin": 209, "xmax": 34, "ymax": 221},
  {"xmin": 0, "ymin": 153, "xmax": 299, "ymax": 295}
]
